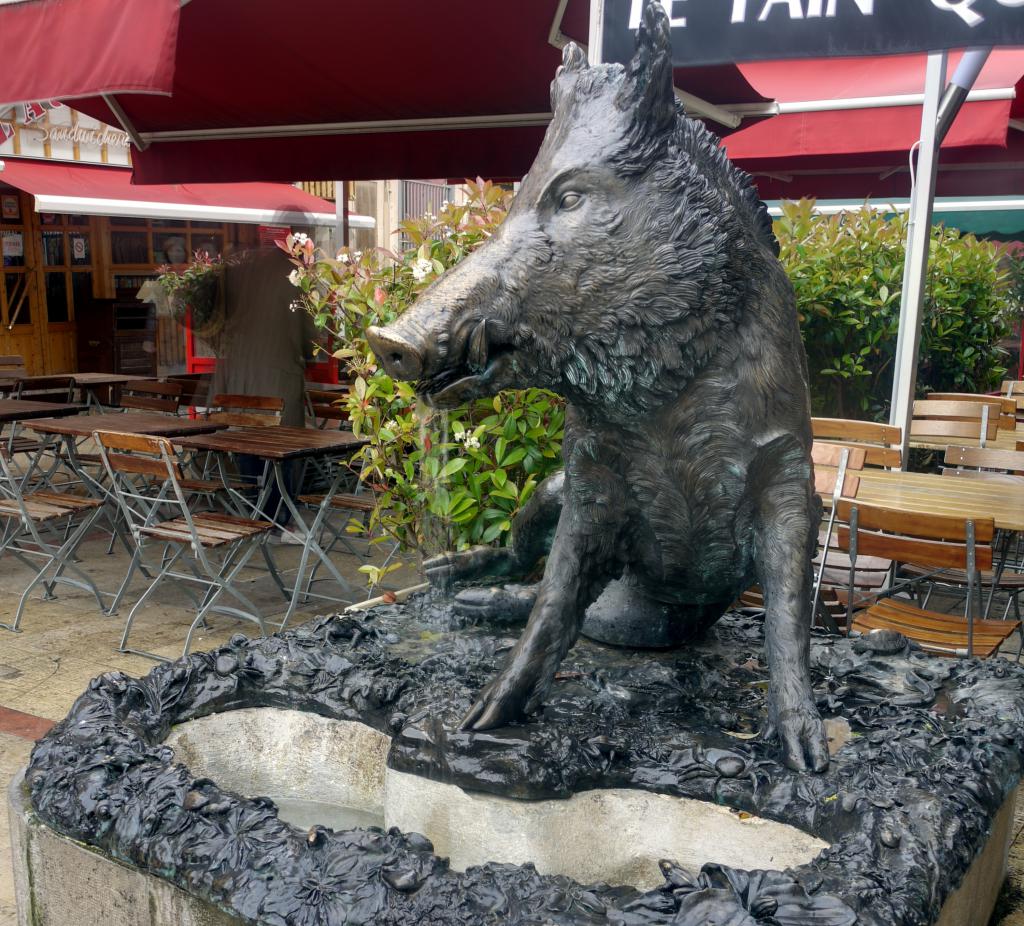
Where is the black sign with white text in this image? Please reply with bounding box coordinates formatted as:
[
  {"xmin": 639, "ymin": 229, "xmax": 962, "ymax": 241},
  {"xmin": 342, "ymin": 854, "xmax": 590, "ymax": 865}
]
[{"xmin": 601, "ymin": 0, "xmax": 1024, "ymax": 66}]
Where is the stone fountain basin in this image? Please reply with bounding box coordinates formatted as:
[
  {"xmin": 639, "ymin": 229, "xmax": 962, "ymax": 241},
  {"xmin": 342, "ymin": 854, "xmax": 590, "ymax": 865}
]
[
  {"xmin": 10, "ymin": 602, "xmax": 1024, "ymax": 926},
  {"xmin": 163, "ymin": 707, "xmax": 828, "ymax": 891}
]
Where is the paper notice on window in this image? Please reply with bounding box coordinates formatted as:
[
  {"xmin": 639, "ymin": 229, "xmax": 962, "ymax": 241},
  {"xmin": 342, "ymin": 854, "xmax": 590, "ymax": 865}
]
[{"xmin": 1, "ymin": 232, "xmax": 23, "ymax": 258}]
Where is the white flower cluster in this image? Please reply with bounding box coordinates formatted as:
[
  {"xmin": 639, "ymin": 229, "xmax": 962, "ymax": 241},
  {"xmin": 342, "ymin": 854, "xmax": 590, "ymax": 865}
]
[
  {"xmin": 411, "ymin": 257, "xmax": 433, "ymax": 282},
  {"xmin": 454, "ymin": 430, "xmax": 481, "ymax": 450},
  {"xmin": 287, "ymin": 268, "xmax": 302, "ymax": 286},
  {"xmin": 288, "ymin": 299, "xmax": 303, "ymax": 313},
  {"xmin": 292, "ymin": 233, "xmax": 310, "ymax": 246}
]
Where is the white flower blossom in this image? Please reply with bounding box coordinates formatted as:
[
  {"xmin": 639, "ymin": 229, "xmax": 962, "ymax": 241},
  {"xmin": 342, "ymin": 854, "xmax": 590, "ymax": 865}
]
[
  {"xmin": 465, "ymin": 436, "xmax": 481, "ymax": 450},
  {"xmin": 338, "ymin": 251, "xmax": 350, "ymax": 263},
  {"xmin": 287, "ymin": 268, "xmax": 302, "ymax": 286},
  {"xmin": 411, "ymin": 257, "xmax": 433, "ymax": 282},
  {"xmin": 288, "ymin": 299, "xmax": 303, "ymax": 313},
  {"xmin": 354, "ymin": 250, "xmax": 363, "ymax": 260},
  {"xmin": 292, "ymin": 232, "xmax": 310, "ymax": 246}
]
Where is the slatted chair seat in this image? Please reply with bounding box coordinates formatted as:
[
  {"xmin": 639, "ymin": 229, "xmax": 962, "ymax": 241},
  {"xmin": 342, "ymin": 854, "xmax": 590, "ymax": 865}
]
[
  {"xmin": 7, "ymin": 435, "xmax": 43, "ymax": 455},
  {"xmin": 297, "ymin": 492, "xmax": 376, "ymax": 513},
  {"xmin": 140, "ymin": 513, "xmax": 273, "ymax": 547},
  {"xmin": 852, "ymin": 598, "xmax": 1019, "ymax": 659},
  {"xmin": 179, "ymin": 477, "xmax": 250, "ymax": 494},
  {"xmin": 0, "ymin": 492, "xmax": 102, "ymax": 523}
]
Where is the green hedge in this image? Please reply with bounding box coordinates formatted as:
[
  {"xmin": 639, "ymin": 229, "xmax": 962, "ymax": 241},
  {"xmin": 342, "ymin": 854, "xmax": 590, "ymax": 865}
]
[{"xmin": 775, "ymin": 200, "xmax": 1019, "ymax": 420}]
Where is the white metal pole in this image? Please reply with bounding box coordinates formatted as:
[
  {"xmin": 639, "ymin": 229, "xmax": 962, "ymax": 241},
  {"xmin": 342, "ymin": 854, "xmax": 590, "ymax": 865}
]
[
  {"xmin": 588, "ymin": 0, "xmax": 604, "ymax": 65},
  {"xmin": 889, "ymin": 52, "xmax": 947, "ymax": 469}
]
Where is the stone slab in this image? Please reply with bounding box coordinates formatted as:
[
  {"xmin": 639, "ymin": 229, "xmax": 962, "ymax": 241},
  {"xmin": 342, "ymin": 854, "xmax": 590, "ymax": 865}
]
[{"xmin": 8, "ymin": 771, "xmax": 238, "ymax": 926}]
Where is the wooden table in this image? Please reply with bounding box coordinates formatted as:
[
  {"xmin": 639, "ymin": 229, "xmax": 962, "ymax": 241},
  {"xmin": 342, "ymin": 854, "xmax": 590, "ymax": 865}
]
[
  {"xmin": 26, "ymin": 412, "xmax": 223, "ymax": 439},
  {"xmin": 175, "ymin": 426, "xmax": 368, "ymax": 625},
  {"xmin": 0, "ymin": 373, "xmax": 150, "ymax": 410},
  {"xmin": 854, "ymin": 468, "xmax": 1024, "ymax": 532},
  {"xmin": 174, "ymin": 425, "xmax": 365, "ymax": 460},
  {"xmin": 0, "ymin": 399, "xmax": 83, "ymax": 423}
]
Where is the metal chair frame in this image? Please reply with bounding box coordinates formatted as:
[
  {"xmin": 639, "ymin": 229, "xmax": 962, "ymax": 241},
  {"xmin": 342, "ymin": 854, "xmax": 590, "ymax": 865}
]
[
  {"xmin": 0, "ymin": 450, "xmax": 106, "ymax": 632},
  {"xmin": 96, "ymin": 430, "xmax": 273, "ymax": 661}
]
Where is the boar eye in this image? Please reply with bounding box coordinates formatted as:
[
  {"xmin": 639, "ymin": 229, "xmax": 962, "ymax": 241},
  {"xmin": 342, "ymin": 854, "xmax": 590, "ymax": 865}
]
[{"xmin": 558, "ymin": 191, "xmax": 584, "ymax": 211}]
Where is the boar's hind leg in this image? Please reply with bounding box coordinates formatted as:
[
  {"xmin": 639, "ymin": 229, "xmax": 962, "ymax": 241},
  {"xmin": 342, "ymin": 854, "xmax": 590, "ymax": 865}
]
[
  {"xmin": 750, "ymin": 437, "xmax": 829, "ymax": 773},
  {"xmin": 463, "ymin": 502, "xmax": 606, "ymax": 731}
]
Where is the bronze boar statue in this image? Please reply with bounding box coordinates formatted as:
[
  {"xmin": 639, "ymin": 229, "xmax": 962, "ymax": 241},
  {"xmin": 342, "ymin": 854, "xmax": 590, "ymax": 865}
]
[{"xmin": 367, "ymin": 0, "xmax": 828, "ymax": 772}]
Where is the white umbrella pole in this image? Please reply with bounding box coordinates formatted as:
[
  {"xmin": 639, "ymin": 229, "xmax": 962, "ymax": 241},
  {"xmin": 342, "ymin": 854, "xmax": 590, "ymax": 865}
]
[
  {"xmin": 888, "ymin": 51, "xmax": 947, "ymax": 468},
  {"xmin": 588, "ymin": 0, "xmax": 605, "ymax": 65}
]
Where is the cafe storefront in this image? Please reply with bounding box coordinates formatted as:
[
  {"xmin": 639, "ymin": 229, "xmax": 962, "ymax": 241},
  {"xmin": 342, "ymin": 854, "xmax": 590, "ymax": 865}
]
[{"xmin": 0, "ymin": 103, "xmax": 372, "ymax": 377}]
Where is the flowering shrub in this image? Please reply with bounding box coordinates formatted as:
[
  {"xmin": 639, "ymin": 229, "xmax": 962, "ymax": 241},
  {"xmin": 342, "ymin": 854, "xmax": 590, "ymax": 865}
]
[{"xmin": 284, "ymin": 181, "xmax": 564, "ymax": 569}]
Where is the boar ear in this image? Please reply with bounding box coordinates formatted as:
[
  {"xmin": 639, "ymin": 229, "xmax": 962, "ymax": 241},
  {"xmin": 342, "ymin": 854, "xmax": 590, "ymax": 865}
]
[
  {"xmin": 622, "ymin": 0, "xmax": 677, "ymax": 131},
  {"xmin": 559, "ymin": 41, "xmax": 589, "ymax": 74},
  {"xmin": 552, "ymin": 41, "xmax": 588, "ymax": 111}
]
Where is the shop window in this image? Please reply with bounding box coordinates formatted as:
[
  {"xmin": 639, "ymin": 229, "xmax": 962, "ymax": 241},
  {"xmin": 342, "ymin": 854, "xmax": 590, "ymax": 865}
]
[
  {"xmin": 45, "ymin": 272, "xmax": 69, "ymax": 323},
  {"xmin": 42, "ymin": 230, "xmax": 65, "ymax": 266},
  {"xmin": 1, "ymin": 230, "xmax": 25, "ymax": 267},
  {"xmin": 0, "ymin": 193, "xmax": 21, "ymax": 225},
  {"xmin": 111, "ymin": 230, "xmax": 149, "ymax": 264},
  {"xmin": 5, "ymin": 272, "xmax": 31, "ymax": 326},
  {"xmin": 192, "ymin": 233, "xmax": 223, "ymax": 258},
  {"xmin": 70, "ymin": 272, "xmax": 93, "ymax": 321}
]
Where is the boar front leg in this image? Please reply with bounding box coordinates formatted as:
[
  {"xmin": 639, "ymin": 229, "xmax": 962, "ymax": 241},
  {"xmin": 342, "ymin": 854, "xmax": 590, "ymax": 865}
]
[
  {"xmin": 462, "ymin": 503, "xmax": 608, "ymax": 730},
  {"xmin": 752, "ymin": 452, "xmax": 829, "ymax": 773}
]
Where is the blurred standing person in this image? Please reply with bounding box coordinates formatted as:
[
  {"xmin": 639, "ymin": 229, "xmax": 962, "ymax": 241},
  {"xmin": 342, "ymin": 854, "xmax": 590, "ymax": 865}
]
[
  {"xmin": 214, "ymin": 239, "xmax": 316, "ymax": 527},
  {"xmin": 214, "ymin": 242, "xmax": 315, "ymax": 427}
]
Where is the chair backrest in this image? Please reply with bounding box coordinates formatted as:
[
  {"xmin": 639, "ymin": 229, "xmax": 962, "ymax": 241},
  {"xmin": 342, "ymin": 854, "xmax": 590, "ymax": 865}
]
[
  {"xmin": 1002, "ymin": 380, "xmax": 1024, "ymax": 396},
  {"xmin": 925, "ymin": 393, "xmax": 1016, "ymax": 430},
  {"xmin": 120, "ymin": 380, "xmax": 182, "ymax": 415},
  {"xmin": 0, "ymin": 355, "xmax": 27, "ymax": 376},
  {"xmin": 94, "ymin": 430, "xmax": 200, "ymax": 550},
  {"xmin": 167, "ymin": 374, "xmax": 211, "ymax": 411},
  {"xmin": 911, "ymin": 400, "xmax": 999, "ymax": 443},
  {"xmin": 14, "ymin": 375, "xmax": 75, "ymax": 404},
  {"xmin": 810, "ymin": 418, "xmax": 902, "ymax": 468},
  {"xmin": 835, "ymin": 500, "xmax": 993, "ymax": 572},
  {"xmin": 306, "ymin": 388, "xmax": 350, "ymax": 429},
  {"xmin": 206, "ymin": 393, "xmax": 283, "ymax": 428},
  {"xmin": 811, "ymin": 441, "xmax": 865, "ymax": 499}
]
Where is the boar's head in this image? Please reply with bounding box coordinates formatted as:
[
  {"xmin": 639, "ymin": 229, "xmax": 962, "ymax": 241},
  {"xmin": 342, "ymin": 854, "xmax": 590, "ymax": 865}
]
[{"xmin": 367, "ymin": 0, "xmax": 778, "ymax": 420}]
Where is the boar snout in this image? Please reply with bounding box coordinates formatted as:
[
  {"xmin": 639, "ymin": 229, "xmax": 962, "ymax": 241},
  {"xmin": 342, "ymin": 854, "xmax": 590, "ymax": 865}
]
[{"xmin": 366, "ymin": 326, "xmax": 424, "ymax": 381}]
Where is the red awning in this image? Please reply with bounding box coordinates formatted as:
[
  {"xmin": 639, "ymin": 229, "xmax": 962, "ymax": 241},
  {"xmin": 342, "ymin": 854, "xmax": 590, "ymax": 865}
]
[
  {"xmin": 726, "ymin": 51, "xmax": 1024, "ymax": 162},
  {"xmin": 0, "ymin": 0, "xmax": 179, "ymax": 108},
  {"xmin": 0, "ymin": 0, "xmax": 768, "ymax": 184},
  {"xmin": 0, "ymin": 158, "xmax": 373, "ymax": 227}
]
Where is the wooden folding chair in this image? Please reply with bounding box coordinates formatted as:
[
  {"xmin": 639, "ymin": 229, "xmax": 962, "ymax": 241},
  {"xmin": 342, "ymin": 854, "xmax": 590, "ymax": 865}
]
[
  {"xmin": 836, "ymin": 501, "xmax": 1021, "ymax": 659},
  {"xmin": 306, "ymin": 388, "xmax": 350, "ymax": 430},
  {"xmin": 0, "ymin": 449, "xmax": 105, "ymax": 632},
  {"xmin": 119, "ymin": 380, "xmax": 183, "ymax": 415},
  {"xmin": 167, "ymin": 374, "xmax": 211, "ymax": 415},
  {"xmin": 942, "ymin": 446, "xmax": 1024, "ymax": 485},
  {"xmin": 206, "ymin": 393, "xmax": 284, "ymax": 428},
  {"xmin": 911, "ymin": 400, "xmax": 999, "ymax": 447},
  {"xmin": 96, "ymin": 430, "xmax": 274, "ymax": 660},
  {"xmin": 0, "ymin": 355, "xmax": 27, "ymax": 397},
  {"xmin": 811, "ymin": 417, "xmax": 902, "ymax": 468},
  {"xmin": 925, "ymin": 393, "xmax": 1016, "ymax": 432}
]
